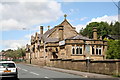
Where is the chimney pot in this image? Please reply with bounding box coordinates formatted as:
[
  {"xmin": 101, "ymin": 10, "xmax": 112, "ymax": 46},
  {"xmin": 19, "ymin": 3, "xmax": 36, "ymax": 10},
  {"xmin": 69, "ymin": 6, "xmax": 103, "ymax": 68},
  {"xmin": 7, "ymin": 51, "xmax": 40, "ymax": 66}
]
[
  {"xmin": 48, "ymin": 26, "xmax": 50, "ymax": 30},
  {"xmin": 59, "ymin": 26, "xmax": 64, "ymax": 41},
  {"xmin": 40, "ymin": 26, "xmax": 43, "ymax": 34},
  {"xmin": 93, "ymin": 27, "xmax": 97, "ymax": 40}
]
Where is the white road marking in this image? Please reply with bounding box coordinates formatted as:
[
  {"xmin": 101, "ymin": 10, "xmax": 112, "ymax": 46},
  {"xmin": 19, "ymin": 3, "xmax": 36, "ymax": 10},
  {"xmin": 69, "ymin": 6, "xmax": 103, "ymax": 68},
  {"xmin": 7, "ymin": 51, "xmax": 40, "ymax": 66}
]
[
  {"xmin": 30, "ymin": 72, "xmax": 39, "ymax": 75},
  {"xmin": 22, "ymin": 69, "xmax": 28, "ymax": 72}
]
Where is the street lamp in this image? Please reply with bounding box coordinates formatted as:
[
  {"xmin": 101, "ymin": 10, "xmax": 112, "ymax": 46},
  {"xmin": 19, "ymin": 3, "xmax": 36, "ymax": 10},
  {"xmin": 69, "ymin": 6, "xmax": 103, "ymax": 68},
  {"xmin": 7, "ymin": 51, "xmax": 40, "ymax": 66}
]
[
  {"xmin": 22, "ymin": 28, "xmax": 32, "ymax": 64},
  {"xmin": 30, "ymin": 47, "xmax": 32, "ymax": 64}
]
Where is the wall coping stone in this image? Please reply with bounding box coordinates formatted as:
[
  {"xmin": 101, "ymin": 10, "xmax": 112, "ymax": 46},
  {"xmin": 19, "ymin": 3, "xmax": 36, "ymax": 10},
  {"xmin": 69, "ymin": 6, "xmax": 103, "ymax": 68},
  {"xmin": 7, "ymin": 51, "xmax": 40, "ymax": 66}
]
[{"xmin": 50, "ymin": 59, "xmax": 62, "ymax": 61}]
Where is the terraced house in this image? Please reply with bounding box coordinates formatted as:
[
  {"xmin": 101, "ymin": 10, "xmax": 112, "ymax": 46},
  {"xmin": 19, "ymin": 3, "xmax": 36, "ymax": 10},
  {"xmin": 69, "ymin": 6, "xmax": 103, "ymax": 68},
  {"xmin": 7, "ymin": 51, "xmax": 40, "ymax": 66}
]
[{"xmin": 26, "ymin": 15, "xmax": 108, "ymax": 65}]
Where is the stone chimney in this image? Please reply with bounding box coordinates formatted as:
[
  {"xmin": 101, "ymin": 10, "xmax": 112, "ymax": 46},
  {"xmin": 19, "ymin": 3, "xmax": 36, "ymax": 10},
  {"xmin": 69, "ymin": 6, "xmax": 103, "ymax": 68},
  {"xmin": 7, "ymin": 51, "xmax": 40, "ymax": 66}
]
[
  {"xmin": 48, "ymin": 26, "xmax": 50, "ymax": 30},
  {"xmin": 59, "ymin": 26, "xmax": 64, "ymax": 41},
  {"xmin": 100, "ymin": 36, "xmax": 102, "ymax": 40},
  {"xmin": 93, "ymin": 27, "xmax": 97, "ymax": 40},
  {"xmin": 40, "ymin": 26, "xmax": 43, "ymax": 34},
  {"xmin": 35, "ymin": 32, "xmax": 38, "ymax": 40},
  {"xmin": 31, "ymin": 35, "xmax": 34, "ymax": 45}
]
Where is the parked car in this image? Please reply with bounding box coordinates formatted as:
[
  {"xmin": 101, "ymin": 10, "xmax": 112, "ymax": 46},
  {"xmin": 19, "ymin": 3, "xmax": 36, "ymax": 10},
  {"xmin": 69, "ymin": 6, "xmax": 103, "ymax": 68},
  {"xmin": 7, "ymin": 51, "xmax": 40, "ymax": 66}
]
[{"xmin": 0, "ymin": 61, "xmax": 18, "ymax": 78}]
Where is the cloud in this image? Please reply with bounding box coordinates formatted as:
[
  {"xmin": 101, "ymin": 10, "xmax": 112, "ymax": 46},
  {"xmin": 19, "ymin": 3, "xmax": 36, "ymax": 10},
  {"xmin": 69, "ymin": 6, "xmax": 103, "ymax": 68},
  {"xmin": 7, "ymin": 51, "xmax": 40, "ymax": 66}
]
[
  {"xmin": 80, "ymin": 17, "xmax": 88, "ymax": 21},
  {"xmin": 0, "ymin": 40, "xmax": 28, "ymax": 50},
  {"xmin": 87, "ymin": 15, "xmax": 118, "ymax": 24},
  {"xmin": 0, "ymin": 19, "xmax": 27, "ymax": 31},
  {"xmin": 0, "ymin": 0, "xmax": 63, "ymax": 31}
]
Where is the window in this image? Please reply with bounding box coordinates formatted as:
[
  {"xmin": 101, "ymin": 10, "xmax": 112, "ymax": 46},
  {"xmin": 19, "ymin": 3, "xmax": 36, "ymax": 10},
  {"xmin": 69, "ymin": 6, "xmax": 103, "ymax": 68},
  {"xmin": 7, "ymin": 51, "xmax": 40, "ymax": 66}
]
[
  {"xmin": 96, "ymin": 48, "xmax": 98, "ymax": 55},
  {"xmin": 76, "ymin": 47, "xmax": 79, "ymax": 54},
  {"xmin": 79, "ymin": 47, "xmax": 82, "ymax": 54},
  {"xmin": 99, "ymin": 48, "xmax": 102, "ymax": 55},
  {"xmin": 37, "ymin": 45, "xmax": 40, "ymax": 50},
  {"xmin": 92, "ymin": 46, "xmax": 94, "ymax": 55},
  {"xmin": 96, "ymin": 46, "xmax": 102, "ymax": 55},
  {"xmin": 72, "ymin": 47, "xmax": 75, "ymax": 54},
  {"xmin": 72, "ymin": 46, "xmax": 82, "ymax": 55},
  {"xmin": 1, "ymin": 63, "xmax": 15, "ymax": 68}
]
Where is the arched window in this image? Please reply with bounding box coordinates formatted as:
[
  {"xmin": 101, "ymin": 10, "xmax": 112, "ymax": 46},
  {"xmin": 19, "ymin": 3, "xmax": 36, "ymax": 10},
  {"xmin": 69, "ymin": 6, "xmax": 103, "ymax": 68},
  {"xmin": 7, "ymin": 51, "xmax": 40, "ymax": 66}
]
[
  {"xmin": 92, "ymin": 46, "xmax": 94, "ymax": 55},
  {"xmin": 72, "ymin": 47, "xmax": 75, "ymax": 54},
  {"xmin": 99, "ymin": 48, "xmax": 102, "ymax": 55},
  {"xmin": 79, "ymin": 47, "xmax": 82, "ymax": 54},
  {"xmin": 76, "ymin": 47, "xmax": 79, "ymax": 54},
  {"xmin": 96, "ymin": 48, "xmax": 98, "ymax": 55}
]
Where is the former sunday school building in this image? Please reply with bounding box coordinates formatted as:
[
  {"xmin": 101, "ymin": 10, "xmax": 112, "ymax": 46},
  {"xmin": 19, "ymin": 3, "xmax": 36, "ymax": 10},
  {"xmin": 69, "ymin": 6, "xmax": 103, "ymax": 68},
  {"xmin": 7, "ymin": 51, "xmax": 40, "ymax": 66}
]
[{"xmin": 26, "ymin": 15, "xmax": 108, "ymax": 64}]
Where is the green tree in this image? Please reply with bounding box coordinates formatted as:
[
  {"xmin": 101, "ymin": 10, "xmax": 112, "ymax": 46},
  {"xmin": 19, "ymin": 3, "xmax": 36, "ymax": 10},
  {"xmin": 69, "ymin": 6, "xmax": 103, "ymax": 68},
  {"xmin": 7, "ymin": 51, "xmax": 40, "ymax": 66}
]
[
  {"xmin": 106, "ymin": 40, "xmax": 120, "ymax": 59},
  {"xmin": 16, "ymin": 48, "xmax": 26, "ymax": 59},
  {"xmin": 5, "ymin": 48, "xmax": 26, "ymax": 60},
  {"xmin": 80, "ymin": 22, "xmax": 111, "ymax": 39},
  {"xmin": 6, "ymin": 50, "xmax": 17, "ymax": 59},
  {"xmin": 111, "ymin": 21, "xmax": 120, "ymax": 35},
  {"xmin": 79, "ymin": 21, "xmax": 120, "ymax": 39}
]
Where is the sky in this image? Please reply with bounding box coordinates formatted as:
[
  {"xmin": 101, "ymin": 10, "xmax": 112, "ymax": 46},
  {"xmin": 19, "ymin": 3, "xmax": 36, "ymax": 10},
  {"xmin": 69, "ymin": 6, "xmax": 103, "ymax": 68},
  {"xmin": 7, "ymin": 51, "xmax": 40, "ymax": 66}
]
[{"xmin": 0, "ymin": 0, "xmax": 119, "ymax": 51}]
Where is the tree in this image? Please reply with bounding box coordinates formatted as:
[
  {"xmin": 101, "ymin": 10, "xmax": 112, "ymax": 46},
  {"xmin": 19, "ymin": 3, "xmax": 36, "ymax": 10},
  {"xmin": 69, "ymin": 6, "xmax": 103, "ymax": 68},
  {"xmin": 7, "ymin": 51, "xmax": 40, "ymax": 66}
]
[
  {"xmin": 6, "ymin": 50, "xmax": 18, "ymax": 60},
  {"xmin": 106, "ymin": 40, "xmax": 120, "ymax": 59},
  {"xmin": 111, "ymin": 21, "xmax": 120, "ymax": 35},
  {"xmin": 16, "ymin": 48, "xmax": 26, "ymax": 59},
  {"xmin": 79, "ymin": 21, "xmax": 120, "ymax": 39},
  {"xmin": 1, "ymin": 50, "xmax": 5, "ymax": 52},
  {"xmin": 5, "ymin": 48, "xmax": 26, "ymax": 60}
]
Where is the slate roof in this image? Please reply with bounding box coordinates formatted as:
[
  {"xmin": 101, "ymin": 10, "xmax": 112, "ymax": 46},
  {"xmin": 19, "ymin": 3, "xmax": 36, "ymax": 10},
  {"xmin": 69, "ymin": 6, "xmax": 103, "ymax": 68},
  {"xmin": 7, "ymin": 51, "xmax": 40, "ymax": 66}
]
[
  {"xmin": 68, "ymin": 35, "xmax": 91, "ymax": 40},
  {"xmin": 38, "ymin": 34, "xmax": 43, "ymax": 40},
  {"xmin": 44, "ymin": 27, "xmax": 56, "ymax": 38},
  {"xmin": 45, "ymin": 38, "xmax": 59, "ymax": 43},
  {"xmin": 38, "ymin": 27, "xmax": 58, "ymax": 43}
]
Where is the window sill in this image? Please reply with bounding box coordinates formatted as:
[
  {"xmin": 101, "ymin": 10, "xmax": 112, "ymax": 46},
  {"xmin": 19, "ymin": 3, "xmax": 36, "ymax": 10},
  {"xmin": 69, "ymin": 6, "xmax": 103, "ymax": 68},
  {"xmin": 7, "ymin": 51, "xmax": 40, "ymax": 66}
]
[
  {"xmin": 71, "ymin": 54, "xmax": 84, "ymax": 56},
  {"xmin": 91, "ymin": 55, "xmax": 104, "ymax": 56}
]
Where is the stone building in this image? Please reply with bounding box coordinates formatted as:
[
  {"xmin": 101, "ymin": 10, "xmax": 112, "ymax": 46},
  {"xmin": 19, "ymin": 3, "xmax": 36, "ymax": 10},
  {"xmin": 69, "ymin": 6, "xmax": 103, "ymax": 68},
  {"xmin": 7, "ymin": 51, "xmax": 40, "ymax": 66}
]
[{"xmin": 26, "ymin": 15, "xmax": 107, "ymax": 65}]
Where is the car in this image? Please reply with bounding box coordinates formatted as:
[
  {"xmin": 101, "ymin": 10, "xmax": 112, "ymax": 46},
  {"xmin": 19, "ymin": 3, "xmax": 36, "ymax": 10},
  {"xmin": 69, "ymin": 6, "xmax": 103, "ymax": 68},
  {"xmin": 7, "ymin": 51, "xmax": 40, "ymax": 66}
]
[{"xmin": 0, "ymin": 61, "xmax": 18, "ymax": 78}]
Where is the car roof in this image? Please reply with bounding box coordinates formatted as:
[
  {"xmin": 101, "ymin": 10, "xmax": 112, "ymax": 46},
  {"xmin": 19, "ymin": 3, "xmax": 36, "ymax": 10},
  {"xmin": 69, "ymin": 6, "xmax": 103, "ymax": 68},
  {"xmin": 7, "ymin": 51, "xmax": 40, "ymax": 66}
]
[{"xmin": 0, "ymin": 61, "xmax": 15, "ymax": 63}]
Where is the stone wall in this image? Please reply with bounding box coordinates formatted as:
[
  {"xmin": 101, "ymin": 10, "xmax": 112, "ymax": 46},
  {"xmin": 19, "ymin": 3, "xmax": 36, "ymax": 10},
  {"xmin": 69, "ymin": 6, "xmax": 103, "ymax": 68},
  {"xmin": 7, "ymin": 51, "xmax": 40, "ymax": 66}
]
[
  {"xmin": 26, "ymin": 58, "xmax": 46, "ymax": 66},
  {"xmin": 47, "ymin": 59, "xmax": 120, "ymax": 76}
]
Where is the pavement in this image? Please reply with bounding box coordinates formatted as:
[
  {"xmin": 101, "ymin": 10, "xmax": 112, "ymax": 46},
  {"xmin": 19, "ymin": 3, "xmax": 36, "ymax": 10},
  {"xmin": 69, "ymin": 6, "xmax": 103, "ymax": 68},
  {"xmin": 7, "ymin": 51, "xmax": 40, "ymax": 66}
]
[{"xmin": 25, "ymin": 63, "xmax": 118, "ymax": 78}]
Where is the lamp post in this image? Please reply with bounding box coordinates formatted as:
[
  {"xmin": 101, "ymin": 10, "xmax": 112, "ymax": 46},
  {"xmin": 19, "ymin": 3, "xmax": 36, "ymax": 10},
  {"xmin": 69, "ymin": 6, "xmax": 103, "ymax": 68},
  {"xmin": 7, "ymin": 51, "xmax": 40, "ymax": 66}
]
[
  {"xmin": 42, "ymin": 35, "xmax": 47, "ymax": 66},
  {"xmin": 22, "ymin": 28, "xmax": 32, "ymax": 64},
  {"xmin": 85, "ymin": 43, "xmax": 90, "ymax": 72},
  {"xmin": 43, "ymin": 42, "xmax": 46, "ymax": 66},
  {"xmin": 30, "ymin": 48, "xmax": 32, "ymax": 64}
]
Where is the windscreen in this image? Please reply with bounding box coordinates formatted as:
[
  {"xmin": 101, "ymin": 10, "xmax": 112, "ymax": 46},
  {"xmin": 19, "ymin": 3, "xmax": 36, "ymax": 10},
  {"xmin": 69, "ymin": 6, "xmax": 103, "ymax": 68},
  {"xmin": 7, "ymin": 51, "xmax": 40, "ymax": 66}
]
[{"xmin": 0, "ymin": 63, "xmax": 15, "ymax": 68}]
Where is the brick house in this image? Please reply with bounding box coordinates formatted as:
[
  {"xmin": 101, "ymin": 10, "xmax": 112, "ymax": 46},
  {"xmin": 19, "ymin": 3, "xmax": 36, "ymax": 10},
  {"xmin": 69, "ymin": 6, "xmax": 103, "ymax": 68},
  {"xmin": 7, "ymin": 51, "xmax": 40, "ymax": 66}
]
[{"xmin": 25, "ymin": 15, "xmax": 107, "ymax": 65}]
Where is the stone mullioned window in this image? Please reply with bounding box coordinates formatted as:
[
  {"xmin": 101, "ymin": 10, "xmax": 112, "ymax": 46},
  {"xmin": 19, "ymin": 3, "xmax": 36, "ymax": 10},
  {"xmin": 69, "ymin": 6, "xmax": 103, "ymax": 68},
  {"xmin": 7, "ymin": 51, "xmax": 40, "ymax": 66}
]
[{"xmin": 72, "ymin": 46, "xmax": 82, "ymax": 55}]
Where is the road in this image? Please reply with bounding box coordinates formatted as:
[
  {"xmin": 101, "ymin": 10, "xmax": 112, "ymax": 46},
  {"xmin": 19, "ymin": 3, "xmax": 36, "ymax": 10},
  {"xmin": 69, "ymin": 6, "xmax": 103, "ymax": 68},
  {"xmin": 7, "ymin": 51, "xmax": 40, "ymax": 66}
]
[
  {"xmin": 1, "ymin": 63, "xmax": 119, "ymax": 80},
  {"xmin": 17, "ymin": 63, "xmax": 82, "ymax": 80}
]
